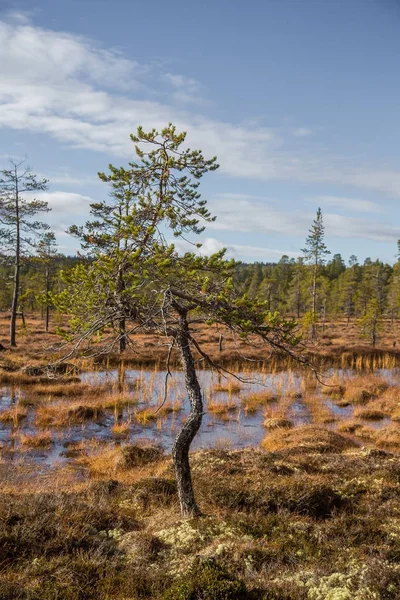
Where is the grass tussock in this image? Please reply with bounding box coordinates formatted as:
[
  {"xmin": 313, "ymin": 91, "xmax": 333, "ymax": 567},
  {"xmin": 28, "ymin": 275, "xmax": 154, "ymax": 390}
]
[
  {"xmin": 375, "ymin": 425, "xmax": 400, "ymax": 450},
  {"xmin": 212, "ymin": 381, "xmax": 241, "ymax": 394},
  {"xmin": 0, "ymin": 406, "xmax": 27, "ymax": 424},
  {"xmin": 35, "ymin": 402, "xmax": 104, "ymax": 427},
  {"xmin": 1, "ymin": 433, "xmax": 400, "ymax": 598},
  {"xmin": 353, "ymin": 407, "xmax": 387, "ymax": 420},
  {"xmin": 240, "ymin": 390, "xmax": 278, "ymax": 413},
  {"xmin": 263, "ymin": 417, "xmax": 293, "ymax": 429},
  {"xmin": 134, "ymin": 404, "xmax": 179, "ymax": 425},
  {"xmin": 31, "ymin": 382, "xmax": 92, "ymax": 397},
  {"xmin": 84, "ymin": 442, "xmax": 164, "ymax": 476},
  {"xmin": 207, "ymin": 400, "xmax": 238, "ymax": 417},
  {"xmin": 19, "ymin": 432, "xmax": 52, "ymax": 448},
  {"xmin": 303, "ymin": 394, "xmax": 337, "ymax": 424},
  {"xmin": 111, "ymin": 422, "xmax": 131, "ymax": 437},
  {"xmin": 342, "ymin": 375, "xmax": 390, "ymax": 405},
  {"xmin": 261, "ymin": 424, "xmax": 358, "ymax": 454}
]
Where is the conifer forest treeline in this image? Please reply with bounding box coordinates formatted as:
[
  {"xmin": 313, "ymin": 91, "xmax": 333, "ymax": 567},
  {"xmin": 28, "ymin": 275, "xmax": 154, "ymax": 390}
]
[{"xmin": 1, "ymin": 241, "xmax": 399, "ymax": 325}]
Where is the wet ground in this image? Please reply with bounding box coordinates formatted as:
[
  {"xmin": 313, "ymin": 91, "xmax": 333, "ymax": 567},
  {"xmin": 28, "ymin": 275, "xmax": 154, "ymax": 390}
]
[{"xmin": 0, "ymin": 367, "xmax": 396, "ymax": 466}]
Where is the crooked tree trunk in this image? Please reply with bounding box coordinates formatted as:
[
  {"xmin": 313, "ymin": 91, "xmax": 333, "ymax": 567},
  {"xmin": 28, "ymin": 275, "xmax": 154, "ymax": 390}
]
[
  {"xmin": 119, "ymin": 318, "xmax": 126, "ymax": 353},
  {"xmin": 172, "ymin": 311, "xmax": 203, "ymax": 518}
]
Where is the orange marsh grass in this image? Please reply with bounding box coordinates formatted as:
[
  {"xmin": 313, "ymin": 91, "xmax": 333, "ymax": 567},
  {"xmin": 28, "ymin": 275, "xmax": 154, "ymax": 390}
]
[
  {"xmin": 240, "ymin": 390, "xmax": 278, "ymax": 413},
  {"xmin": 0, "ymin": 406, "xmax": 27, "ymax": 425},
  {"xmin": 303, "ymin": 394, "xmax": 336, "ymax": 424},
  {"xmin": 35, "ymin": 402, "xmax": 104, "ymax": 427},
  {"xmin": 19, "ymin": 431, "xmax": 52, "ymax": 448}
]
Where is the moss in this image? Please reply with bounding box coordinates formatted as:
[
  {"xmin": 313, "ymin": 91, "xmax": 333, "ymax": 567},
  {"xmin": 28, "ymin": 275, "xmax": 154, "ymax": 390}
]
[{"xmin": 162, "ymin": 559, "xmax": 248, "ymax": 600}]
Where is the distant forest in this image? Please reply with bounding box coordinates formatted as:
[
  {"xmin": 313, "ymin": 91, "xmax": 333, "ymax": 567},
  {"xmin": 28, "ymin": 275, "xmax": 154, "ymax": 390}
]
[{"xmin": 1, "ymin": 251, "xmax": 399, "ymax": 323}]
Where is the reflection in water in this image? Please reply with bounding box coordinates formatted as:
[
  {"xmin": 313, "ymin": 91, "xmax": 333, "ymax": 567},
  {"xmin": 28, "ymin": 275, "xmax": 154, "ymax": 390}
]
[{"xmin": 0, "ymin": 367, "xmax": 398, "ymax": 466}]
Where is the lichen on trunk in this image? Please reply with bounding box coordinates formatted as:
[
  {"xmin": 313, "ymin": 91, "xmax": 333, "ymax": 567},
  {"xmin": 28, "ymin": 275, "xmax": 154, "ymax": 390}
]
[{"xmin": 172, "ymin": 311, "xmax": 203, "ymax": 518}]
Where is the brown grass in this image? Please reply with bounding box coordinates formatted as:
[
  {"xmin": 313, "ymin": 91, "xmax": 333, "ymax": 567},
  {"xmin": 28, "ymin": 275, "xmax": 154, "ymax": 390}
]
[
  {"xmin": 207, "ymin": 400, "xmax": 238, "ymax": 416},
  {"xmin": 263, "ymin": 417, "xmax": 293, "ymax": 429},
  {"xmin": 111, "ymin": 422, "xmax": 131, "ymax": 437},
  {"xmin": 31, "ymin": 382, "xmax": 94, "ymax": 397},
  {"xmin": 353, "ymin": 407, "xmax": 387, "ymax": 420},
  {"xmin": 19, "ymin": 431, "xmax": 52, "ymax": 448},
  {"xmin": 303, "ymin": 394, "xmax": 336, "ymax": 424},
  {"xmin": 262, "ymin": 424, "xmax": 358, "ymax": 453},
  {"xmin": 1, "ymin": 431, "xmax": 400, "ymax": 599},
  {"xmin": 0, "ymin": 406, "xmax": 27, "ymax": 424},
  {"xmin": 375, "ymin": 425, "xmax": 400, "ymax": 450},
  {"xmin": 212, "ymin": 381, "xmax": 241, "ymax": 394},
  {"xmin": 84, "ymin": 442, "xmax": 164, "ymax": 475},
  {"xmin": 342, "ymin": 375, "xmax": 389, "ymax": 405},
  {"xmin": 35, "ymin": 402, "xmax": 104, "ymax": 427},
  {"xmin": 134, "ymin": 403, "xmax": 180, "ymax": 425},
  {"xmin": 240, "ymin": 390, "xmax": 278, "ymax": 413}
]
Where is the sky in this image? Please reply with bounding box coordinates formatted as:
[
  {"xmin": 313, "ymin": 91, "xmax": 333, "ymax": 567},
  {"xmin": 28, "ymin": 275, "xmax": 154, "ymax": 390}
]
[{"xmin": 1, "ymin": 0, "xmax": 400, "ymax": 263}]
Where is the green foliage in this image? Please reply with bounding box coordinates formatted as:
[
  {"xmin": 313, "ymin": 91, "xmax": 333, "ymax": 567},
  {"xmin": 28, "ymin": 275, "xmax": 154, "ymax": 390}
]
[
  {"xmin": 162, "ymin": 559, "xmax": 248, "ymax": 600},
  {"xmin": 358, "ymin": 298, "xmax": 382, "ymax": 346},
  {"xmin": 54, "ymin": 125, "xmax": 301, "ymax": 362},
  {"xmin": 301, "ymin": 207, "xmax": 330, "ymax": 267},
  {"xmin": 0, "ymin": 161, "xmax": 50, "ymax": 255}
]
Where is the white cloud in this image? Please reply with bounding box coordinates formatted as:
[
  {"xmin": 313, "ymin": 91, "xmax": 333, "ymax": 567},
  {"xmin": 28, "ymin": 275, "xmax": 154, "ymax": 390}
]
[
  {"xmin": 208, "ymin": 194, "xmax": 400, "ymax": 243},
  {"xmin": 1, "ymin": 15, "xmax": 400, "ymax": 199},
  {"xmin": 39, "ymin": 191, "xmax": 94, "ymax": 216},
  {"xmin": 293, "ymin": 128, "xmax": 313, "ymax": 137},
  {"xmin": 316, "ymin": 195, "xmax": 382, "ymax": 213},
  {"xmin": 173, "ymin": 237, "xmax": 298, "ymax": 261},
  {"xmin": 24, "ymin": 191, "xmax": 95, "ymax": 240}
]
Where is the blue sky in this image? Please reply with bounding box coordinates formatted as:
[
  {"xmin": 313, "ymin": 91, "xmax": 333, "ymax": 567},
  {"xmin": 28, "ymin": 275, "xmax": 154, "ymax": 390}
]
[{"xmin": 1, "ymin": 0, "xmax": 400, "ymax": 263}]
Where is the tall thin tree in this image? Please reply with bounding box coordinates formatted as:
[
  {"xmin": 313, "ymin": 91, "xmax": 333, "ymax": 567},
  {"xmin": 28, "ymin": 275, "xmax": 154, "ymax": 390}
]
[
  {"xmin": 36, "ymin": 231, "xmax": 58, "ymax": 332},
  {"xmin": 302, "ymin": 208, "xmax": 330, "ymax": 340},
  {"xmin": 0, "ymin": 160, "xmax": 50, "ymax": 346}
]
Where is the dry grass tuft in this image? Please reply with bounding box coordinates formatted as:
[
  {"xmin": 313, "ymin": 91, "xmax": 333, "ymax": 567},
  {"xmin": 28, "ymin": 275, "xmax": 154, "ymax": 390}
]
[
  {"xmin": 0, "ymin": 406, "xmax": 27, "ymax": 424},
  {"xmin": 111, "ymin": 422, "xmax": 131, "ymax": 437},
  {"xmin": 19, "ymin": 432, "xmax": 52, "ymax": 448},
  {"xmin": 262, "ymin": 424, "xmax": 358, "ymax": 454},
  {"xmin": 353, "ymin": 407, "xmax": 387, "ymax": 420},
  {"xmin": 263, "ymin": 417, "xmax": 293, "ymax": 429},
  {"xmin": 375, "ymin": 425, "xmax": 400, "ymax": 450},
  {"xmin": 35, "ymin": 402, "xmax": 104, "ymax": 427},
  {"xmin": 342, "ymin": 375, "xmax": 390, "ymax": 405},
  {"xmin": 31, "ymin": 382, "xmax": 92, "ymax": 397},
  {"xmin": 240, "ymin": 390, "xmax": 278, "ymax": 413},
  {"xmin": 207, "ymin": 400, "xmax": 238, "ymax": 416},
  {"xmin": 134, "ymin": 403, "xmax": 180, "ymax": 424},
  {"xmin": 212, "ymin": 381, "xmax": 241, "ymax": 394},
  {"xmin": 86, "ymin": 442, "xmax": 164, "ymax": 475}
]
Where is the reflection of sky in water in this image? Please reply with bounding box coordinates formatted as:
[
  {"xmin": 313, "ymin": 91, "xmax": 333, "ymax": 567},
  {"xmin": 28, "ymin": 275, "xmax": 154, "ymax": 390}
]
[{"xmin": 0, "ymin": 367, "xmax": 399, "ymax": 466}]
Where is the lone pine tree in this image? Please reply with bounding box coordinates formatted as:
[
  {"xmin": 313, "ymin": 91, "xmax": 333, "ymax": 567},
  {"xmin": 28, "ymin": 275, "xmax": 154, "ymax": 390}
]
[
  {"xmin": 0, "ymin": 160, "xmax": 50, "ymax": 346},
  {"xmin": 302, "ymin": 207, "xmax": 330, "ymax": 340},
  {"xmin": 56, "ymin": 124, "xmax": 302, "ymax": 517}
]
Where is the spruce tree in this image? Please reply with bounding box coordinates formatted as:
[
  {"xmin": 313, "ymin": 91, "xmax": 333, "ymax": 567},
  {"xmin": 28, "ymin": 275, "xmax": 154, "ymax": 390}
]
[{"xmin": 301, "ymin": 208, "xmax": 330, "ymax": 339}]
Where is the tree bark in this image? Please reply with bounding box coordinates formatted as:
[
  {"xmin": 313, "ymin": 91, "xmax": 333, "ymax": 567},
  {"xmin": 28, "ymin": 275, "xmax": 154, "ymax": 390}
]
[
  {"xmin": 311, "ymin": 261, "xmax": 317, "ymax": 340},
  {"xmin": 45, "ymin": 266, "xmax": 50, "ymax": 333},
  {"xmin": 172, "ymin": 310, "xmax": 203, "ymax": 518},
  {"xmin": 119, "ymin": 318, "xmax": 126, "ymax": 353},
  {"xmin": 10, "ymin": 173, "xmax": 20, "ymax": 348}
]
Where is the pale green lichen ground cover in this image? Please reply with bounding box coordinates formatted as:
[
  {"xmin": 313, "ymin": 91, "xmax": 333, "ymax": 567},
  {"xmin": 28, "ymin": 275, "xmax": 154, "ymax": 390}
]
[{"xmin": 0, "ymin": 429, "xmax": 400, "ymax": 599}]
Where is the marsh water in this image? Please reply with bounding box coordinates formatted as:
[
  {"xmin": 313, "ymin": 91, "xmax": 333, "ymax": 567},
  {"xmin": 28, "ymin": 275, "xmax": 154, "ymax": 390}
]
[{"xmin": 0, "ymin": 366, "xmax": 396, "ymax": 466}]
